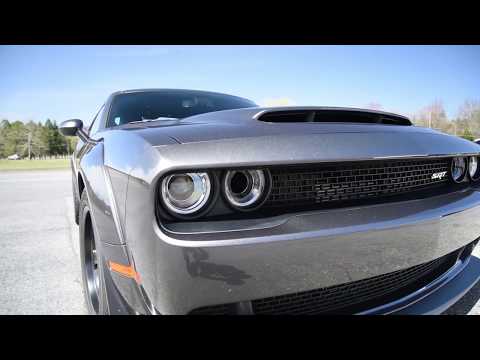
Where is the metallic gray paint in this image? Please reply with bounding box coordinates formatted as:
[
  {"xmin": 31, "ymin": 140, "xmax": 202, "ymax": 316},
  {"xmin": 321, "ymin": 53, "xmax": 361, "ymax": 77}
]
[
  {"xmin": 131, "ymin": 185, "xmax": 480, "ymax": 314},
  {"xmin": 360, "ymin": 249, "xmax": 476, "ymax": 314},
  {"xmin": 68, "ymin": 91, "xmax": 480, "ymax": 314},
  {"xmin": 392, "ymin": 255, "xmax": 480, "ymax": 315}
]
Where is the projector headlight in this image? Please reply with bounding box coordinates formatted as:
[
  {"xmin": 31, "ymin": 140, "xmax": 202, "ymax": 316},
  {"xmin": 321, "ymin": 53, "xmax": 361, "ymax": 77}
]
[
  {"xmin": 223, "ymin": 169, "xmax": 270, "ymax": 210},
  {"xmin": 161, "ymin": 172, "xmax": 211, "ymax": 215},
  {"xmin": 451, "ymin": 157, "xmax": 467, "ymax": 183},
  {"xmin": 469, "ymin": 156, "xmax": 480, "ymax": 181}
]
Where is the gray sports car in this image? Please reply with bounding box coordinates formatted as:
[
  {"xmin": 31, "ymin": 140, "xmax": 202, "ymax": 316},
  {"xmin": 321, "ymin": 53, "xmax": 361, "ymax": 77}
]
[{"xmin": 60, "ymin": 88, "xmax": 480, "ymax": 315}]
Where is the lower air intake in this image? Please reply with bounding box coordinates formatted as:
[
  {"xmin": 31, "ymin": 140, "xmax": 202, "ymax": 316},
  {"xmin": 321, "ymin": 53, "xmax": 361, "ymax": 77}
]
[{"xmin": 190, "ymin": 245, "xmax": 463, "ymax": 315}]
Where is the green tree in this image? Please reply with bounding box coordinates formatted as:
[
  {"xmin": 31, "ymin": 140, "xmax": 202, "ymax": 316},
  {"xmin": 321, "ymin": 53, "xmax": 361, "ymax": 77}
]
[
  {"xmin": 50, "ymin": 121, "xmax": 68, "ymax": 155},
  {"xmin": 0, "ymin": 118, "xmax": 75, "ymax": 159},
  {"xmin": 0, "ymin": 121, "xmax": 6, "ymax": 158},
  {"xmin": 457, "ymin": 100, "xmax": 480, "ymax": 138},
  {"xmin": 0, "ymin": 119, "xmax": 10, "ymax": 129},
  {"xmin": 461, "ymin": 128, "xmax": 475, "ymax": 141},
  {"xmin": 3, "ymin": 121, "xmax": 27, "ymax": 157},
  {"xmin": 65, "ymin": 136, "xmax": 78, "ymax": 154}
]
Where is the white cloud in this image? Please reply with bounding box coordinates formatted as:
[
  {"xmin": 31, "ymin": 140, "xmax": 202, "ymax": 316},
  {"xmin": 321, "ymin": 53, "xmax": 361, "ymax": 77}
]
[{"xmin": 261, "ymin": 97, "xmax": 296, "ymax": 107}]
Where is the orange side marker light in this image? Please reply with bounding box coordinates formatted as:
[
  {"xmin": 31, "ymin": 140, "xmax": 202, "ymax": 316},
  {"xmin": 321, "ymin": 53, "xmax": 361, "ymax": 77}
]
[{"xmin": 108, "ymin": 261, "xmax": 141, "ymax": 284}]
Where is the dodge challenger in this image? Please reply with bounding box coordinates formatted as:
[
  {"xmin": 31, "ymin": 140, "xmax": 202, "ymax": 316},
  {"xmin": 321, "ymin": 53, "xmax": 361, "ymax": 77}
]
[{"xmin": 60, "ymin": 88, "xmax": 480, "ymax": 315}]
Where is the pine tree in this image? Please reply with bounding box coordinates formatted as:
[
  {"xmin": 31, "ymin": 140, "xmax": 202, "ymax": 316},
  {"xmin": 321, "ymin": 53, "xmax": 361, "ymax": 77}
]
[{"xmin": 0, "ymin": 118, "xmax": 74, "ymax": 159}]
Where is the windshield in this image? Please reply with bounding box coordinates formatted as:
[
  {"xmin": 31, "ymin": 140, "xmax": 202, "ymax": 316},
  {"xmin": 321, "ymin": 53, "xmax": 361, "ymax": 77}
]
[{"xmin": 107, "ymin": 90, "xmax": 257, "ymax": 127}]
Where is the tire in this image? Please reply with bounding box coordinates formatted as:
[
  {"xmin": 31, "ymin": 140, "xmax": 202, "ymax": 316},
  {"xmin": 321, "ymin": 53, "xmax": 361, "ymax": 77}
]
[
  {"xmin": 72, "ymin": 173, "xmax": 79, "ymax": 225},
  {"xmin": 79, "ymin": 191, "xmax": 109, "ymax": 315}
]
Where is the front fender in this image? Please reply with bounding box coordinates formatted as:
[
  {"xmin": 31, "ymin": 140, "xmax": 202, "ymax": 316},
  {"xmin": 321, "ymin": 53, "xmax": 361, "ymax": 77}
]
[
  {"xmin": 80, "ymin": 141, "xmax": 125, "ymax": 246},
  {"xmin": 80, "ymin": 140, "xmax": 152, "ymax": 314}
]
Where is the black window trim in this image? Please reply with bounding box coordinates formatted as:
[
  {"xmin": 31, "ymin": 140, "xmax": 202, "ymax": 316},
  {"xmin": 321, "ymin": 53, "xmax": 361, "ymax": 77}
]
[{"xmin": 88, "ymin": 103, "xmax": 105, "ymax": 135}]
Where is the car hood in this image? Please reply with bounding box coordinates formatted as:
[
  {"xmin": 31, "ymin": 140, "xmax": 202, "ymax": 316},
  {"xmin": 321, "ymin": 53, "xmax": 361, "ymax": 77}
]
[
  {"xmin": 104, "ymin": 107, "xmax": 480, "ymax": 182},
  {"xmin": 119, "ymin": 106, "xmax": 441, "ymax": 145}
]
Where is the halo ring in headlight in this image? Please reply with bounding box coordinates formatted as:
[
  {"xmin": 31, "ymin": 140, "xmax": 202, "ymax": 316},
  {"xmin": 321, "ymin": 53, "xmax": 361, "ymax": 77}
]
[
  {"xmin": 451, "ymin": 157, "xmax": 467, "ymax": 183},
  {"xmin": 161, "ymin": 172, "xmax": 211, "ymax": 215},
  {"xmin": 223, "ymin": 169, "xmax": 269, "ymax": 209},
  {"xmin": 469, "ymin": 156, "xmax": 480, "ymax": 181}
]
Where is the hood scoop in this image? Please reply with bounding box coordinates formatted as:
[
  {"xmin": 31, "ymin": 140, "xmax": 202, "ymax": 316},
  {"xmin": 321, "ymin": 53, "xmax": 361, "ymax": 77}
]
[{"xmin": 256, "ymin": 108, "xmax": 412, "ymax": 126}]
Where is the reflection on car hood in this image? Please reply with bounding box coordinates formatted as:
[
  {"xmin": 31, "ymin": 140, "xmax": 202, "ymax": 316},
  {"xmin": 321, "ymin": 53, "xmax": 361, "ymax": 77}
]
[{"xmin": 118, "ymin": 106, "xmax": 442, "ymax": 145}]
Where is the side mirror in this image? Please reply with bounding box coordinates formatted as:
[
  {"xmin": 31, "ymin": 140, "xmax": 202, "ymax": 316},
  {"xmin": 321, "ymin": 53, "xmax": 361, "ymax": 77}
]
[
  {"xmin": 59, "ymin": 119, "xmax": 98, "ymax": 144},
  {"xmin": 59, "ymin": 119, "xmax": 84, "ymax": 137}
]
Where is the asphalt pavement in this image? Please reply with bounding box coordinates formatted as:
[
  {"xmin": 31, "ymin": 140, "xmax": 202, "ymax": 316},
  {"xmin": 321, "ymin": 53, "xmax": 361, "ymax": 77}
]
[
  {"xmin": 0, "ymin": 169, "xmax": 478, "ymax": 315},
  {"xmin": 0, "ymin": 170, "xmax": 87, "ymax": 314}
]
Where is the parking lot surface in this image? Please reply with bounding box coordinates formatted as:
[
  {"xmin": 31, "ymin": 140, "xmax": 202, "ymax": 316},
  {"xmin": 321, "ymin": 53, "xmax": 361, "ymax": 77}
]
[
  {"xmin": 0, "ymin": 170, "xmax": 87, "ymax": 314},
  {"xmin": 0, "ymin": 169, "xmax": 478, "ymax": 315}
]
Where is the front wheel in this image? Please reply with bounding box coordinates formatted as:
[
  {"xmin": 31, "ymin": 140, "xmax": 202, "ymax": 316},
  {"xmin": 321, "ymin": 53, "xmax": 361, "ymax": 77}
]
[{"xmin": 79, "ymin": 191, "xmax": 108, "ymax": 314}]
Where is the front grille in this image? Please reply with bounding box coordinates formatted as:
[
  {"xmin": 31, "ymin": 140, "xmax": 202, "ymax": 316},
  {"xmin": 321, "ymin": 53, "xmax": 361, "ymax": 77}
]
[
  {"xmin": 190, "ymin": 245, "xmax": 463, "ymax": 315},
  {"xmin": 265, "ymin": 158, "xmax": 451, "ymax": 208},
  {"xmin": 188, "ymin": 304, "xmax": 232, "ymax": 315},
  {"xmin": 252, "ymin": 249, "xmax": 459, "ymax": 315}
]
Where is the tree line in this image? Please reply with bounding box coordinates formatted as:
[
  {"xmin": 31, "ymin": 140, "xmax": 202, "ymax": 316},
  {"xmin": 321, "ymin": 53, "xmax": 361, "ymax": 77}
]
[
  {"xmin": 368, "ymin": 99, "xmax": 480, "ymax": 141},
  {"xmin": 409, "ymin": 100, "xmax": 480, "ymax": 141},
  {"xmin": 1, "ymin": 99, "xmax": 479, "ymax": 159},
  {"xmin": 0, "ymin": 119, "xmax": 78, "ymax": 159}
]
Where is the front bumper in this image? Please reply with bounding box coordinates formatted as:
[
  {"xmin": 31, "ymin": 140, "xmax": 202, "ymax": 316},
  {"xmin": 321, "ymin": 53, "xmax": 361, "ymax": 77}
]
[
  {"xmin": 391, "ymin": 252, "xmax": 480, "ymax": 315},
  {"xmin": 126, "ymin": 182, "xmax": 480, "ymax": 314},
  {"xmin": 185, "ymin": 241, "xmax": 480, "ymax": 315},
  {"xmin": 362, "ymin": 243, "xmax": 480, "ymax": 314}
]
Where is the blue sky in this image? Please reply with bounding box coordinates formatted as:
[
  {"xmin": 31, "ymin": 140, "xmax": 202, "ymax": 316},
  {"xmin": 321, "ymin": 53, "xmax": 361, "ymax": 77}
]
[{"xmin": 0, "ymin": 45, "xmax": 479, "ymax": 124}]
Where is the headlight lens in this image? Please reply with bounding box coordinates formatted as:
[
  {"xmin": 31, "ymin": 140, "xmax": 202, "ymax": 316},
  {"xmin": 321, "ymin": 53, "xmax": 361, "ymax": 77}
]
[
  {"xmin": 469, "ymin": 156, "xmax": 480, "ymax": 181},
  {"xmin": 451, "ymin": 157, "xmax": 467, "ymax": 183},
  {"xmin": 161, "ymin": 172, "xmax": 211, "ymax": 215},
  {"xmin": 224, "ymin": 169, "xmax": 268, "ymax": 209}
]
